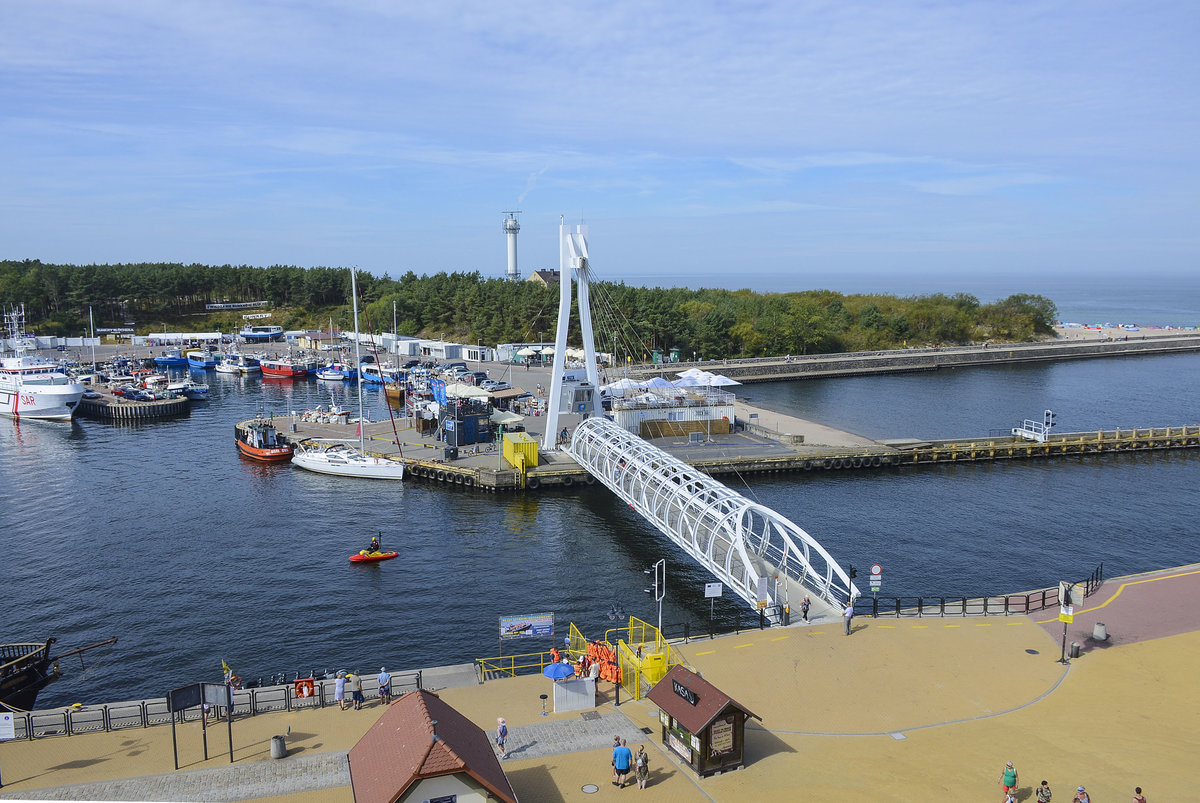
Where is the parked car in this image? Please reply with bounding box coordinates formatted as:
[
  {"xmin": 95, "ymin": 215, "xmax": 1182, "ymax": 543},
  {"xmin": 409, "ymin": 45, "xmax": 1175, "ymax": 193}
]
[
  {"xmin": 403, "ymin": 359, "xmax": 420, "ymax": 369},
  {"xmin": 481, "ymin": 380, "xmax": 511, "ymax": 392}
]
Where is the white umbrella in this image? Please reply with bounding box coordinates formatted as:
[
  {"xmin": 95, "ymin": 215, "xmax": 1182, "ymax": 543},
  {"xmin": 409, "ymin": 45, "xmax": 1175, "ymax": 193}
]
[
  {"xmin": 671, "ymin": 375, "xmax": 706, "ymax": 387},
  {"xmin": 516, "ymin": 347, "xmax": 538, "ymax": 357},
  {"xmin": 706, "ymin": 374, "xmax": 741, "ymax": 386},
  {"xmin": 677, "ymin": 368, "xmax": 714, "ymax": 379},
  {"xmin": 645, "ymin": 376, "xmax": 675, "ymax": 388},
  {"xmin": 541, "ymin": 346, "xmax": 555, "ymax": 355},
  {"xmin": 445, "ymin": 382, "xmax": 489, "ymax": 399}
]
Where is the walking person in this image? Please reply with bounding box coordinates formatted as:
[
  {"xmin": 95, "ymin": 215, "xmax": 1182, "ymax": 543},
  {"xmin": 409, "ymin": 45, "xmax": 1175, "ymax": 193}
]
[
  {"xmin": 1036, "ymin": 780, "xmax": 1053, "ymax": 802},
  {"xmin": 801, "ymin": 595, "xmax": 811, "ymax": 623},
  {"xmin": 349, "ymin": 672, "xmax": 364, "ymax": 710},
  {"xmin": 1132, "ymin": 787, "xmax": 1146, "ymax": 803},
  {"xmin": 612, "ymin": 738, "xmax": 633, "ymax": 788},
  {"xmin": 495, "ymin": 718, "xmax": 508, "ymax": 759},
  {"xmin": 377, "ymin": 667, "xmax": 391, "ymax": 705},
  {"xmin": 999, "ymin": 761, "xmax": 1019, "ymax": 800},
  {"xmin": 843, "ymin": 599, "xmax": 854, "ymax": 636},
  {"xmin": 1072, "ymin": 786, "xmax": 1090, "ymax": 803},
  {"xmin": 334, "ymin": 670, "xmax": 347, "ymax": 711},
  {"xmin": 634, "ymin": 744, "xmax": 649, "ymax": 789},
  {"xmin": 610, "ymin": 735, "xmax": 621, "ymax": 783}
]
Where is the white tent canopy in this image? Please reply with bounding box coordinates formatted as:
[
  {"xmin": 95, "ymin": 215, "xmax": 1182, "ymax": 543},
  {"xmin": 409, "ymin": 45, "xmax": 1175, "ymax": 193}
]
[
  {"xmin": 490, "ymin": 409, "xmax": 524, "ymax": 426},
  {"xmin": 444, "ymin": 382, "xmax": 489, "ymax": 399}
]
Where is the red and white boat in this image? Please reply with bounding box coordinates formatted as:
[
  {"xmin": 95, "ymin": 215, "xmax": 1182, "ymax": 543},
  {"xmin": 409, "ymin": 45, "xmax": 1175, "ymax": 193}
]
[
  {"xmin": 260, "ymin": 358, "xmax": 309, "ymax": 378},
  {"xmin": 235, "ymin": 418, "xmax": 293, "ymax": 461}
]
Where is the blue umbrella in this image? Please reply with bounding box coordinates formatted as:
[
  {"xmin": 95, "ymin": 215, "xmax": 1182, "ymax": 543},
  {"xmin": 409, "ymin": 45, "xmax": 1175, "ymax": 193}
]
[{"xmin": 543, "ymin": 662, "xmax": 576, "ymax": 680}]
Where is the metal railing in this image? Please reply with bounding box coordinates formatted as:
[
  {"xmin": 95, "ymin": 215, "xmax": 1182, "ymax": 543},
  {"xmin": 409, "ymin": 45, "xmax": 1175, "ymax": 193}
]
[
  {"xmin": 7, "ymin": 671, "xmax": 422, "ymax": 741},
  {"xmin": 856, "ymin": 563, "xmax": 1104, "ymax": 619},
  {"xmin": 475, "ymin": 651, "xmax": 557, "ymax": 681}
]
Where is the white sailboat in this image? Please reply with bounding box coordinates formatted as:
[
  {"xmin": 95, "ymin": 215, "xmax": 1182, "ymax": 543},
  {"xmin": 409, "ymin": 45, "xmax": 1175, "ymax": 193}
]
[{"xmin": 291, "ymin": 269, "xmax": 405, "ymax": 480}]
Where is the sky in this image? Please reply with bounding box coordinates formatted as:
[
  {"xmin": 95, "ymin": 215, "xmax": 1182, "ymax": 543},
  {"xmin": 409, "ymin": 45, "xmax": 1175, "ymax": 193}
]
[{"xmin": 2, "ymin": 1, "xmax": 1198, "ymax": 294}]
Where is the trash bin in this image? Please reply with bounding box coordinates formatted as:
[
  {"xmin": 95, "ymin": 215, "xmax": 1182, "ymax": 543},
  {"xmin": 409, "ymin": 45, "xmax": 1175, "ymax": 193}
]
[
  {"xmin": 1093, "ymin": 622, "xmax": 1108, "ymax": 641},
  {"xmin": 444, "ymin": 446, "xmax": 458, "ymax": 460},
  {"xmin": 1068, "ymin": 642, "xmax": 1081, "ymax": 659},
  {"xmin": 270, "ymin": 734, "xmax": 287, "ymax": 759}
]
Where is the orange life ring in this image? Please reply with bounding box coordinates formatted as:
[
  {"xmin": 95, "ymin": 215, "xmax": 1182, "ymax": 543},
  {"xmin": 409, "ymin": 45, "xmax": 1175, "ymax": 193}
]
[{"xmin": 294, "ymin": 678, "xmax": 315, "ymax": 698}]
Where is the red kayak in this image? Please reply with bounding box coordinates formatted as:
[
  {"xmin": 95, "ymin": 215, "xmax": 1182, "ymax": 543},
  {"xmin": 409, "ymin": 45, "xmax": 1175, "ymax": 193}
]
[{"xmin": 350, "ymin": 550, "xmax": 399, "ymax": 563}]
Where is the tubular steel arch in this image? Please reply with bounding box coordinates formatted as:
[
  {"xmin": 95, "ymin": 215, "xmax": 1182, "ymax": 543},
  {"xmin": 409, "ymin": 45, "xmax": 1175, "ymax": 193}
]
[{"xmin": 568, "ymin": 417, "xmax": 859, "ymax": 615}]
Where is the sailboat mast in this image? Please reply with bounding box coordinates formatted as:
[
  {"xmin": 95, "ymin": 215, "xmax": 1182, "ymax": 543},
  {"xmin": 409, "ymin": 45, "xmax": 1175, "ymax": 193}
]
[{"xmin": 351, "ymin": 269, "xmax": 364, "ymax": 452}]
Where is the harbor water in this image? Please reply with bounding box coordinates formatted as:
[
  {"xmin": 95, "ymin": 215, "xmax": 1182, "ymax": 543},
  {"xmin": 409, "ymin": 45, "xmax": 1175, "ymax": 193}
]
[{"xmin": 2, "ymin": 352, "xmax": 1199, "ymax": 710}]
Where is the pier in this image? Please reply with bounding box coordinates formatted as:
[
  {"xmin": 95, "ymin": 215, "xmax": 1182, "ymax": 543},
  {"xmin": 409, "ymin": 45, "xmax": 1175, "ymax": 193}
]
[{"xmin": 78, "ymin": 389, "xmax": 190, "ymax": 421}]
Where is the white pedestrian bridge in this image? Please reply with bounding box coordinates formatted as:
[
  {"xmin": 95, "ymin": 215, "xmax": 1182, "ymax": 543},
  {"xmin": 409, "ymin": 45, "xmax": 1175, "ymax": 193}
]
[{"xmin": 567, "ymin": 417, "xmax": 858, "ymax": 620}]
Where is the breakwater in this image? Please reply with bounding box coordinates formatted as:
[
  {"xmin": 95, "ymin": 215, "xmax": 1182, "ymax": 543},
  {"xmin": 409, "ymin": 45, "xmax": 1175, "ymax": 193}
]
[{"xmin": 631, "ymin": 334, "xmax": 1200, "ymax": 383}]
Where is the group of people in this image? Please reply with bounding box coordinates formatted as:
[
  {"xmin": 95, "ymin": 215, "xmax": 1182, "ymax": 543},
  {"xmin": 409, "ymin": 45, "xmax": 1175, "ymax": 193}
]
[
  {"xmin": 1000, "ymin": 760, "xmax": 1147, "ymax": 802},
  {"xmin": 611, "ymin": 736, "xmax": 649, "ymax": 789},
  {"xmin": 332, "ymin": 667, "xmax": 392, "ymax": 710}
]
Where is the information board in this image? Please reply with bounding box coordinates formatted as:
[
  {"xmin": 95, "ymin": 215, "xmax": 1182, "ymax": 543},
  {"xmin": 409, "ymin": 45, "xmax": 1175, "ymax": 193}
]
[
  {"xmin": 499, "ymin": 613, "xmax": 554, "ymax": 638},
  {"xmin": 0, "ymin": 711, "xmax": 15, "ymax": 740}
]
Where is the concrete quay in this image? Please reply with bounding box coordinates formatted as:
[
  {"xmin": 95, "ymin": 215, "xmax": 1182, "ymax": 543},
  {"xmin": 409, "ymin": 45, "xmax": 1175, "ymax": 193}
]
[{"xmin": 2, "ymin": 565, "xmax": 1197, "ymax": 801}]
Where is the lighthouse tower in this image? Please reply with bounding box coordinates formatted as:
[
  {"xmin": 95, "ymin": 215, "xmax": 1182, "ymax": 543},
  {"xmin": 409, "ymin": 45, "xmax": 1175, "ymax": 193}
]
[{"xmin": 503, "ymin": 211, "xmax": 521, "ymax": 281}]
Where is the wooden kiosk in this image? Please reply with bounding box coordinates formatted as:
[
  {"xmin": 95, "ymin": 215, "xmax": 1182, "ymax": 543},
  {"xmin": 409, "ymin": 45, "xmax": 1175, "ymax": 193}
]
[{"xmin": 646, "ymin": 665, "xmax": 761, "ymax": 778}]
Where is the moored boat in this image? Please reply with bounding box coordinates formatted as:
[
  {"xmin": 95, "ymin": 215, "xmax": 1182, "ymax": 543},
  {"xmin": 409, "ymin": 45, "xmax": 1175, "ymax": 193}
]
[
  {"xmin": 316, "ymin": 362, "xmax": 356, "ymax": 381},
  {"xmin": 216, "ymin": 352, "xmax": 261, "ymax": 375},
  {"xmin": 153, "ymin": 348, "xmax": 188, "ymax": 367},
  {"xmin": 235, "ymin": 418, "xmax": 293, "ymax": 461},
  {"xmin": 239, "ymin": 324, "xmax": 284, "ymax": 342},
  {"xmin": 186, "ymin": 349, "xmax": 219, "ymax": 369},
  {"xmin": 1, "ymin": 306, "xmax": 85, "ymax": 421},
  {"xmin": 260, "ymin": 357, "xmax": 309, "ymax": 378},
  {"xmin": 1, "ymin": 639, "xmax": 57, "ymax": 710},
  {"xmin": 291, "ymin": 439, "xmax": 406, "ymax": 479}
]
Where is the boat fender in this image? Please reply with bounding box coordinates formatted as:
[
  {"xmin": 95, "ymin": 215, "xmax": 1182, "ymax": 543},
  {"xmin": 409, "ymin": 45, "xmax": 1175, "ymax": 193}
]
[
  {"xmin": 823, "ymin": 459, "xmax": 832, "ymax": 469},
  {"xmin": 526, "ymin": 477, "xmax": 540, "ymax": 489},
  {"xmin": 584, "ymin": 475, "xmax": 596, "ymax": 485},
  {"xmin": 803, "ymin": 460, "xmax": 812, "ymax": 471},
  {"xmin": 435, "ymin": 470, "xmax": 446, "ymax": 482},
  {"xmin": 454, "ymin": 474, "xmax": 464, "ymax": 484},
  {"xmin": 833, "ymin": 458, "xmax": 844, "ymax": 469},
  {"xmin": 464, "ymin": 476, "xmax": 474, "ymax": 487},
  {"xmin": 562, "ymin": 476, "xmax": 574, "ymax": 487},
  {"xmin": 871, "ymin": 456, "xmax": 882, "ymax": 467},
  {"xmin": 852, "ymin": 457, "xmax": 862, "ymax": 468}
]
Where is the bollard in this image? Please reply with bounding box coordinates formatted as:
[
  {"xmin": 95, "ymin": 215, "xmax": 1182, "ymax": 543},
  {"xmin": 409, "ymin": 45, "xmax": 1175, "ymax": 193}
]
[
  {"xmin": 1069, "ymin": 642, "xmax": 1081, "ymax": 659},
  {"xmin": 270, "ymin": 734, "xmax": 287, "ymax": 759}
]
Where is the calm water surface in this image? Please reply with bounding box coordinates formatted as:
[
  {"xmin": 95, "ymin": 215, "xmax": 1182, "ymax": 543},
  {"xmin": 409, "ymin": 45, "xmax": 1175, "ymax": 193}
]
[{"xmin": 3, "ymin": 354, "xmax": 1199, "ymax": 708}]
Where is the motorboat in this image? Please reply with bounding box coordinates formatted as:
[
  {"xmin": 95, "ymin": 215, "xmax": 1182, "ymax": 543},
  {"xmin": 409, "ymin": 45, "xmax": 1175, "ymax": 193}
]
[
  {"xmin": 186, "ymin": 350, "xmax": 219, "ymax": 369},
  {"xmin": 359, "ymin": 363, "xmax": 404, "ymax": 384},
  {"xmin": 0, "ymin": 306, "xmax": 85, "ymax": 420},
  {"xmin": 236, "ymin": 418, "xmax": 293, "ymax": 461},
  {"xmin": 239, "ymin": 324, "xmax": 284, "ymax": 342},
  {"xmin": 316, "ymin": 362, "xmax": 356, "ymax": 381},
  {"xmin": 216, "ymin": 352, "xmax": 261, "ymax": 375}
]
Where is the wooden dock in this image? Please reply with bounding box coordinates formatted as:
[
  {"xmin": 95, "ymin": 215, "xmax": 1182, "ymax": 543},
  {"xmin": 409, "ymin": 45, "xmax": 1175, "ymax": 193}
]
[{"xmin": 78, "ymin": 391, "xmax": 190, "ymax": 421}]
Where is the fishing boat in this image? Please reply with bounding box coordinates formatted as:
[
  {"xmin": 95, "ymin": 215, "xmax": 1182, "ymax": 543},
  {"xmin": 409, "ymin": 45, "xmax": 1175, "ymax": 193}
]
[
  {"xmin": 216, "ymin": 352, "xmax": 261, "ymax": 375},
  {"xmin": 260, "ymin": 357, "xmax": 309, "ymax": 378},
  {"xmin": 359, "ymin": 362, "xmax": 404, "ymax": 384},
  {"xmin": 181, "ymin": 379, "xmax": 209, "ymax": 399},
  {"xmin": 292, "ymin": 269, "xmax": 405, "ymax": 480},
  {"xmin": 1, "ymin": 637, "xmax": 117, "ymax": 710},
  {"xmin": 0, "ymin": 306, "xmax": 86, "ymax": 421},
  {"xmin": 153, "ymin": 348, "xmax": 188, "ymax": 367},
  {"xmin": 239, "ymin": 324, "xmax": 284, "ymax": 342},
  {"xmin": 235, "ymin": 417, "xmax": 293, "ymax": 461},
  {"xmin": 186, "ymin": 349, "xmax": 218, "ymax": 369}
]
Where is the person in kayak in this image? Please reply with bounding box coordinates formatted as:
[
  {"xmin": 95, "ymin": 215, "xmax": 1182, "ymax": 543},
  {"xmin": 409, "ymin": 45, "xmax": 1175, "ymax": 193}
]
[{"xmin": 368, "ymin": 534, "xmax": 381, "ymax": 554}]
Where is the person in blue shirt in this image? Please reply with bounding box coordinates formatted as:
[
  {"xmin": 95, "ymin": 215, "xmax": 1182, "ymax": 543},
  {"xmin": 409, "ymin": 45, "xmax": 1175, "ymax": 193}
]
[
  {"xmin": 612, "ymin": 738, "xmax": 634, "ymax": 788},
  {"xmin": 377, "ymin": 667, "xmax": 391, "ymax": 705}
]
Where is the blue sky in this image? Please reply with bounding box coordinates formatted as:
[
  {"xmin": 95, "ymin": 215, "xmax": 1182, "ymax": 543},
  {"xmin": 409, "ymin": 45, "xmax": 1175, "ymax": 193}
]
[{"xmin": 2, "ymin": 1, "xmax": 1197, "ymax": 292}]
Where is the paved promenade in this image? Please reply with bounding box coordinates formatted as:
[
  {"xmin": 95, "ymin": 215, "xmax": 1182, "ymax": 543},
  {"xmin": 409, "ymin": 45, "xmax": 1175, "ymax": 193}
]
[{"xmin": 3, "ymin": 566, "xmax": 1197, "ymax": 801}]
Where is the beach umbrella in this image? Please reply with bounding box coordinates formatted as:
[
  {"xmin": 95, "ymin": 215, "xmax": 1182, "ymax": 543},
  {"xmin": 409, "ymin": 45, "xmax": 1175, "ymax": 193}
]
[
  {"xmin": 516, "ymin": 347, "xmax": 538, "ymax": 357},
  {"xmin": 706, "ymin": 374, "xmax": 741, "ymax": 386},
  {"xmin": 677, "ymin": 368, "xmax": 714, "ymax": 379},
  {"xmin": 543, "ymin": 662, "xmax": 576, "ymax": 680},
  {"xmin": 644, "ymin": 377, "xmax": 674, "ymax": 388},
  {"xmin": 671, "ymin": 375, "xmax": 706, "ymax": 387}
]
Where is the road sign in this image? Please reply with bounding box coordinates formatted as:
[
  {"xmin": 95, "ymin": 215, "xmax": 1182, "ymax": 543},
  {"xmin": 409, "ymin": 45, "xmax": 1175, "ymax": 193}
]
[
  {"xmin": 1059, "ymin": 605, "xmax": 1074, "ymax": 623},
  {"xmin": 869, "ymin": 563, "xmax": 882, "ymax": 590},
  {"xmin": 870, "ymin": 564, "xmax": 882, "ymax": 576},
  {"xmin": 704, "ymin": 582, "xmax": 723, "ymax": 598}
]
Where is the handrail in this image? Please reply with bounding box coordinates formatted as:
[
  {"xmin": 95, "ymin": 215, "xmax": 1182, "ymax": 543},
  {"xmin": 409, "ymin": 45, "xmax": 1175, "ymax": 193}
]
[{"xmin": 8, "ymin": 670, "xmax": 423, "ymax": 741}]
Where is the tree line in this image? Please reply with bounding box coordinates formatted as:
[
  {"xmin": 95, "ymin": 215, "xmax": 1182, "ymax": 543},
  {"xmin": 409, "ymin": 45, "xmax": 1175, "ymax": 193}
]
[{"xmin": 0, "ymin": 259, "xmax": 1058, "ymax": 359}]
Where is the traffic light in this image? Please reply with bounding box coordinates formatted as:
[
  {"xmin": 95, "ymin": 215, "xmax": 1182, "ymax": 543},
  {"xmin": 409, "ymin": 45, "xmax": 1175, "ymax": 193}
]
[
  {"xmin": 848, "ymin": 565, "xmax": 857, "ymax": 581},
  {"xmin": 1044, "ymin": 409, "xmax": 1056, "ymax": 430}
]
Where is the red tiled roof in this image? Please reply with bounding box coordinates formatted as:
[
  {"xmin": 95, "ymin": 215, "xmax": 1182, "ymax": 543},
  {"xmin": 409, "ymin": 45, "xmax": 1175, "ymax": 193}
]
[
  {"xmin": 646, "ymin": 665, "xmax": 760, "ymax": 735},
  {"xmin": 348, "ymin": 689, "xmax": 516, "ymax": 803}
]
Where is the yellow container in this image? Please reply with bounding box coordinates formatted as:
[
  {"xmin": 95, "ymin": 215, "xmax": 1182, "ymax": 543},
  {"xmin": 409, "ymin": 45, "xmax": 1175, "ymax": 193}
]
[
  {"xmin": 503, "ymin": 432, "xmax": 539, "ymax": 468},
  {"xmin": 641, "ymin": 652, "xmax": 668, "ymax": 684}
]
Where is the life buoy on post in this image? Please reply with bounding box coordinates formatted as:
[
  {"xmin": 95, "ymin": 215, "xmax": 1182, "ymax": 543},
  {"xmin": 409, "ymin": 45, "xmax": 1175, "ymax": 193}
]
[{"xmin": 294, "ymin": 678, "xmax": 315, "ymax": 698}]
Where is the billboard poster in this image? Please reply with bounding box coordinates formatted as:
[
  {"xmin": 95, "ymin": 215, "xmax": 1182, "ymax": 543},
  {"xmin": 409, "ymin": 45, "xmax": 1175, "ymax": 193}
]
[{"xmin": 499, "ymin": 612, "xmax": 554, "ymax": 638}]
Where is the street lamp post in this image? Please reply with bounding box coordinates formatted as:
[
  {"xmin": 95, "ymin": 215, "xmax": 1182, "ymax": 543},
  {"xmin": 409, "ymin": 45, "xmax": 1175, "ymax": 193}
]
[{"xmin": 644, "ymin": 560, "xmax": 666, "ymax": 636}]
